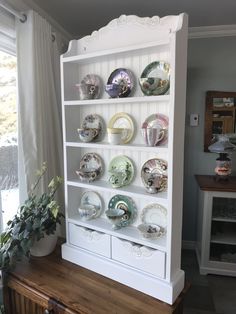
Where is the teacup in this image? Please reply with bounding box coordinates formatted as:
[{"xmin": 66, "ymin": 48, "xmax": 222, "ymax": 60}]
[
  {"xmin": 137, "ymin": 223, "xmax": 162, "ymax": 239},
  {"xmin": 139, "ymin": 77, "xmax": 168, "ymax": 96},
  {"xmin": 141, "ymin": 127, "xmax": 165, "ymax": 146},
  {"xmin": 105, "ymin": 83, "xmax": 121, "ymax": 98},
  {"xmin": 109, "ymin": 170, "xmax": 127, "ymax": 188},
  {"xmin": 77, "ymin": 128, "xmax": 99, "ymax": 142},
  {"xmin": 146, "ymin": 173, "xmax": 163, "ymax": 193},
  {"xmin": 78, "ymin": 204, "xmax": 97, "ymax": 220},
  {"xmin": 76, "ymin": 168, "xmax": 98, "ymax": 182},
  {"xmin": 139, "ymin": 77, "xmax": 161, "ymax": 93},
  {"xmin": 105, "ymin": 207, "xmax": 129, "ymax": 229},
  {"xmin": 107, "ymin": 128, "xmax": 128, "ymax": 145},
  {"xmin": 76, "ymin": 83, "xmax": 98, "ymax": 100}
]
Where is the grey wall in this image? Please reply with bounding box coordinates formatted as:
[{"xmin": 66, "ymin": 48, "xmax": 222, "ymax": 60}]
[{"xmin": 183, "ymin": 36, "xmax": 236, "ymax": 241}]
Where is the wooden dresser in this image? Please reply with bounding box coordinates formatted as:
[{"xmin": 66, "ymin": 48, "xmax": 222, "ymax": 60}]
[{"xmin": 3, "ymin": 245, "xmax": 188, "ymax": 314}]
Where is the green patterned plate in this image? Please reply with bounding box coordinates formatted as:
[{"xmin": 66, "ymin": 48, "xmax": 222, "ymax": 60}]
[
  {"xmin": 139, "ymin": 61, "xmax": 170, "ymax": 96},
  {"xmin": 108, "ymin": 155, "xmax": 134, "ymax": 188},
  {"xmin": 106, "ymin": 195, "xmax": 137, "ymax": 229}
]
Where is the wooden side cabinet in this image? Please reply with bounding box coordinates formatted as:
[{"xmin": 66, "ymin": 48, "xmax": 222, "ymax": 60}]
[
  {"xmin": 4, "ymin": 275, "xmax": 77, "ymax": 314},
  {"xmin": 3, "ymin": 246, "xmax": 188, "ymax": 314},
  {"xmin": 196, "ymin": 175, "xmax": 236, "ymax": 276}
]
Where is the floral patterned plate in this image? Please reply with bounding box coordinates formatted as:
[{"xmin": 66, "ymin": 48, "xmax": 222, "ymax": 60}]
[
  {"xmin": 76, "ymin": 153, "xmax": 103, "ymax": 182},
  {"xmin": 81, "ymin": 74, "xmax": 103, "ymax": 99},
  {"xmin": 141, "ymin": 203, "xmax": 167, "ymax": 230},
  {"xmin": 82, "ymin": 114, "xmax": 105, "ymax": 142},
  {"xmin": 139, "ymin": 61, "xmax": 170, "ymax": 95},
  {"xmin": 141, "ymin": 158, "xmax": 168, "ymax": 193},
  {"xmin": 108, "ymin": 155, "xmax": 134, "ymax": 188}
]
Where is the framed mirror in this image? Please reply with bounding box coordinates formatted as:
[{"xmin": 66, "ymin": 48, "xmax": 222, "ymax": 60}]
[{"xmin": 204, "ymin": 91, "xmax": 236, "ymax": 152}]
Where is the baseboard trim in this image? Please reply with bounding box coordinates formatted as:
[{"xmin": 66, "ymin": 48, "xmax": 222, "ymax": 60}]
[{"xmin": 182, "ymin": 240, "xmax": 196, "ymax": 250}]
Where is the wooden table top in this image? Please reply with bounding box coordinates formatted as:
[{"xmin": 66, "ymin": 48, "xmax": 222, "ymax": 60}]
[
  {"xmin": 195, "ymin": 175, "xmax": 236, "ymax": 192},
  {"xmin": 8, "ymin": 243, "xmax": 189, "ymax": 314}
]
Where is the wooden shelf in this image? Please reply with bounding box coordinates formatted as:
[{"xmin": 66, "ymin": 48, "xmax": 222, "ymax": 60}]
[{"xmin": 4, "ymin": 246, "xmax": 189, "ymax": 314}]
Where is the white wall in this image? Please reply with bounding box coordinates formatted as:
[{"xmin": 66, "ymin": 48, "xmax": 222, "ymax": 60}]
[{"xmin": 183, "ymin": 36, "xmax": 236, "ymax": 241}]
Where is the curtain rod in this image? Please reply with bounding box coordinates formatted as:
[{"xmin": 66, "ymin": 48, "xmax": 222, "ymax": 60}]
[{"xmin": 0, "ymin": 0, "xmax": 27, "ymax": 22}]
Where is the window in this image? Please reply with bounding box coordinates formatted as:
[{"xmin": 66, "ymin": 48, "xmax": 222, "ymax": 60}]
[{"xmin": 0, "ymin": 50, "xmax": 18, "ymax": 229}]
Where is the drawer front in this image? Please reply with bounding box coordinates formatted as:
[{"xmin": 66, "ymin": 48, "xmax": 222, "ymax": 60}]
[
  {"xmin": 112, "ymin": 237, "xmax": 166, "ymax": 278},
  {"xmin": 69, "ymin": 223, "xmax": 111, "ymax": 258}
]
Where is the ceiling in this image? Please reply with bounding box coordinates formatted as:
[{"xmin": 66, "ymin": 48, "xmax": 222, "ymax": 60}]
[{"xmin": 31, "ymin": 0, "xmax": 236, "ymax": 38}]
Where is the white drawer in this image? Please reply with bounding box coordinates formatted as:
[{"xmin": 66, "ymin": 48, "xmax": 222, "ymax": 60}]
[
  {"xmin": 68, "ymin": 223, "xmax": 111, "ymax": 258},
  {"xmin": 112, "ymin": 237, "xmax": 166, "ymax": 279}
]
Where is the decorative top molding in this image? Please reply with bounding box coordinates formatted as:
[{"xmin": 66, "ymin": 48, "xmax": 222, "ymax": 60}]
[
  {"xmin": 84, "ymin": 14, "xmax": 185, "ymax": 43},
  {"xmin": 64, "ymin": 13, "xmax": 187, "ymax": 57}
]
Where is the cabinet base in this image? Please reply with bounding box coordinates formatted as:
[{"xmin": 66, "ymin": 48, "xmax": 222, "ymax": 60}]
[
  {"xmin": 61, "ymin": 243, "xmax": 184, "ymax": 305},
  {"xmin": 196, "ymin": 247, "xmax": 236, "ymax": 276}
]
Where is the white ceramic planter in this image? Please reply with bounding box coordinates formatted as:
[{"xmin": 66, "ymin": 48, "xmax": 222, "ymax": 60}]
[{"xmin": 30, "ymin": 233, "xmax": 58, "ymax": 257}]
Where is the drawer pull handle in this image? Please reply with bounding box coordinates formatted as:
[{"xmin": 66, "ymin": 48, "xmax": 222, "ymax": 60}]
[
  {"xmin": 122, "ymin": 241, "xmax": 154, "ymax": 257},
  {"xmin": 80, "ymin": 227, "xmax": 102, "ymax": 241}
]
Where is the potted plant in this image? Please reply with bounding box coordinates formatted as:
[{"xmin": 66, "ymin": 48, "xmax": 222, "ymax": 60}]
[{"xmin": 0, "ymin": 163, "xmax": 64, "ymax": 270}]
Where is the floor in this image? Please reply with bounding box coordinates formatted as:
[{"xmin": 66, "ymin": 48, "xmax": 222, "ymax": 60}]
[{"xmin": 182, "ymin": 250, "xmax": 236, "ymax": 314}]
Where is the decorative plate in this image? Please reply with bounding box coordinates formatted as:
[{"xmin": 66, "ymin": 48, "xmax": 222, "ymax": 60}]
[
  {"xmin": 107, "ymin": 112, "xmax": 134, "ymax": 144},
  {"xmin": 141, "ymin": 203, "xmax": 167, "ymax": 230},
  {"xmin": 81, "ymin": 74, "xmax": 103, "ymax": 99},
  {"xmin": 82, "ymin": 114, "xmax": 105, "ymax": 142},
  {"xmin": 76, "ymin": 153, "xmax": 103, "ymax": 182},
  {"xmin": 106, "ymin": 194, "xmax": 137, "ymax": 229},
  {"xmin": 78, "ymin": 191, "xmax": 103, "ymax": 220},
  {"xmin": 141, "ymin": 158, "xmax": 168, "ymax": 193},
  {"xmin": 108, "ymin": 155, "xmax": 134, "ymax": 188},
  {"xmin": 106, "ymin": 68, "xmax": 134, "ymax": 98},
  {"xmin": 142, "ymin": 113, "xmax": 169, "ymax": 145},
  {"xmin": 139, "ymin": 61, "xmax": 170, "ymax": 95}
]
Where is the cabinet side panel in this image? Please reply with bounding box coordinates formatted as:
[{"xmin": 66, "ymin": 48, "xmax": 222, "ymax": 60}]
[
  {"xmin": 167, "ymin": 15, "xmax": 188, "ymax": 281},
  {"xmin": 196, "ymin": 189, "xmax": 204, "ymax": 258}
]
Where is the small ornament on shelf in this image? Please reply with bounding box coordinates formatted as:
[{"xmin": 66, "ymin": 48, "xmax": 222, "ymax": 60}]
[{"xmin": 208, "ymin": 134, "xmax": 236, "ymax": 181}]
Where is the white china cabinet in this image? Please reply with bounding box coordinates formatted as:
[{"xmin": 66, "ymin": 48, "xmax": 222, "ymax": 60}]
[
  {"xmin": 61, "ymin": 14, "xmax": 188, "ymax": 304},
  {"xmin": 196, "ymin": 175, "xmax": 236, "ymax": 276}
]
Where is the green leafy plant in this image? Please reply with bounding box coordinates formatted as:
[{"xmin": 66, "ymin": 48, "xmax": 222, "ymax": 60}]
[{"xmin": 0, "ymin": 163, "xmax": 64, "ymax": 269}]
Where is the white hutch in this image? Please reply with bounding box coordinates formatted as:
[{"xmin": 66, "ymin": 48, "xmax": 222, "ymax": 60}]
[{"xmin": 61, "ymin": 14, "xmax": 188, "ymax": 305}]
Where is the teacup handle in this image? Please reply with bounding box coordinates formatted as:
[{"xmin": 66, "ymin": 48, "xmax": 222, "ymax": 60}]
[
  {"xmin": 121, "ymin": 128, "xmax": 129, "ymax": 141},
  {"xmin": 92, "ymin": 129, "xmax": 99, "ymax": 139},
  {"xmin": 155, "ymin": 129, "xmax": 165, "ymax": 145}
]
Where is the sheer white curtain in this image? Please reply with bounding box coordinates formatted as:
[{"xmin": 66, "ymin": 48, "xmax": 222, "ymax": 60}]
[
  {"xmin": 0, "ymin": 7, "xmax": 16, "ymax": 232},
  {"xmin": 16, "ymin": 10, "xmax": 67, "ymax": 213}
]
